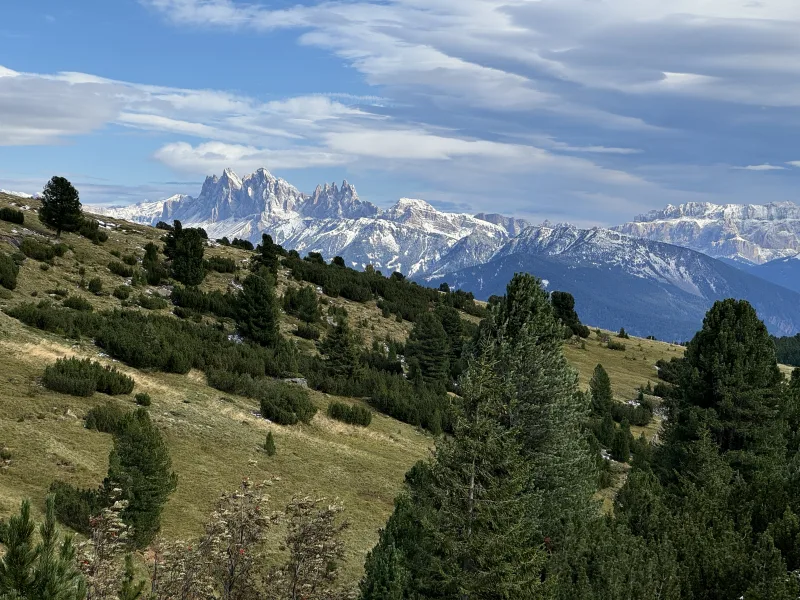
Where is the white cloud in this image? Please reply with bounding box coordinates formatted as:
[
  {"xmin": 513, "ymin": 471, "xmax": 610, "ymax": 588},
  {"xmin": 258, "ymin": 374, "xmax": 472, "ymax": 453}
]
[{"xmin": 732, "ymin": 164, "xmax": 787, "ymax": 171}]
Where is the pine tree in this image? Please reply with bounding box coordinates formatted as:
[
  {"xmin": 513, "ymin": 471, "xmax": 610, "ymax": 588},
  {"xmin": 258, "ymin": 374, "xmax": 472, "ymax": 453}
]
[
  {"xmin": 404, "ymin": 312, "xmax": 449, "ymax": 387},
  {"xmin": 434, "ymin": 304, "xmax": 464, "ymax": 378},
  {"xmin": 117, "ymin": 554, "xmax": 146, "ymax": 600},
  {"xmin": 486, "ymin": 273, "xmax": 597, "ymax": 537},
  {"xmin": 551, "ymin": 290, "xmax": 588, "ymax": 338},
  {"xmin": 264, "ymin": 431, "xmax": 276, "ymax": 457},
  {"xmin": 39, "ymin": 176, "xmax": 82, "ymax": 238},
  {"xmin": 658, "ymin": 299, "xmax": 786, "ymax": 480},
  {"xmin": 611, "ymin": 420, "xmax": 631, "ymax": 463},
  {"xmin": 0, "ymin": 496, "xmax": 86, "ymax": 600},
  {"xmin": 236, "ymin": 268, "xmax": 281, "ymax": 347},
  {"xmin": 106, "ymin": 408, "xmax": 177, "ymax": 548},
  {"xmin": 589, "ymin": 364, "xmax": 613, "ymax": 417},
  {"xmin": 255, "ymin": 233, "xmax": 281, "ymax": 276},
  {"xmin": 320, "ymin": 314, "xmax": 362, "ymax": 378},
  {"xmin": 295, "ymin": 286, "xmax": 320, "ymax": 324},
  {"xmin": 164, "ymin": 220, "xmax": 206, "ymax": 285}
]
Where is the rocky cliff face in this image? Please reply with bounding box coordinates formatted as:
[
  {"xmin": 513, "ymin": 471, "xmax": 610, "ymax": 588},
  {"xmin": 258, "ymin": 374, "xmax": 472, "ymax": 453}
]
[{"xmin": 614, "ymin": 201, "xmax": 800, "ymax": 264}]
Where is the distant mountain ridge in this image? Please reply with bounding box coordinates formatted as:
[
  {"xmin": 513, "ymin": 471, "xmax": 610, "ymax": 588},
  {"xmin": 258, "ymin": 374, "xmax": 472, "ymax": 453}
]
[
  {"xmin": 424, "ymin": 223, "xmax": 800, "ymax": 340},
  {"xmin": 614, "ymin": 201, "xmax": 800, "ymax": 265},
  {"xmin": 97, "ymin": 168, "xmax": 526, "ymax": 277}
]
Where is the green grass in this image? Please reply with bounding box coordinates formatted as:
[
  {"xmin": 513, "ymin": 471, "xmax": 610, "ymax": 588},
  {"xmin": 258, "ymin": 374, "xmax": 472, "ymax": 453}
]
[{"xmin": 0, "ymin": 191, "xmax": 695, "ymax": 581}]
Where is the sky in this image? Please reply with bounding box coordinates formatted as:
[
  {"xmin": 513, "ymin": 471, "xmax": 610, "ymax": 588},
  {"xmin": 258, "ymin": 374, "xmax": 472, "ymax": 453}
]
[{"xmin": 3, "ymin": 1, "xmax": 800, "ymax": 225}]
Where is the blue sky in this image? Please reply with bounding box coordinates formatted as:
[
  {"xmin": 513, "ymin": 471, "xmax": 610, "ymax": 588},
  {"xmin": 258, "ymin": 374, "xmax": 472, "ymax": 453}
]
[{"xmin": 3, "ymin": 0, "xmax": 800, "ymax": 225}]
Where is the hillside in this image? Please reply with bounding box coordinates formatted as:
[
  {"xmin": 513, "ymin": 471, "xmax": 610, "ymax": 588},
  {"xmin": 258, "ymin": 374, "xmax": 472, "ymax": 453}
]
[{"xmin": 0, "ymin": 191, "xmax": 687, "ymax": 584}]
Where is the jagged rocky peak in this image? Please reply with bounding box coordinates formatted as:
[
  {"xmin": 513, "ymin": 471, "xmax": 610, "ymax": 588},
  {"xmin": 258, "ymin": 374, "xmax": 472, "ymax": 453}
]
[
  {"xmin": 302, "ymin": 179, "xmax": 379, "ymax": 219},
  {"xmin": 474, "ymin": 212, "xmax": 531, "ymax": 236},
  {"xmin": 636, "ymin": 201, "xmax": 800, "ymax": 222}
]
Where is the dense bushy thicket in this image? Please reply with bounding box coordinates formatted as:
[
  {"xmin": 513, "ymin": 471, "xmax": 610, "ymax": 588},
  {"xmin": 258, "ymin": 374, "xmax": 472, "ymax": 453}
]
[
  {"xmin": 655, "ymin": 356, "xmax": 685, "ymax": 384},
  {"xmin": 164, "ymin": 220, "xmax": 206, "ymax": 285},
  {"xmin": 0, "ymin": 251, "xmax": 19, "ymax": 290},
  {"xmin": 78, "ymin": 218, "xmax": 109, "ymax": 244},
  {"xmin": 84, "ymin": 401, "xmax": 126, "ymax": 433},
  {"xmin": 293, "ymin": 323, "xmax": 320, "ymax": 340},
  {"xmin": 108, "ymin": 260, "xmax": 134, "ymax": 278},
  {"xmin": 205, "ymin": 255, "xmax": 237, "ymax": 273},
  {"xmin": 283, "ymin": 285, "xmax": 320, "ymax": 323},
  {"xmin": 48, "ymin": 480, "xmax": 104, "ymax": 535},
  {"xmin": 327, "ymin": 401, "xmax": 372, "ymax": 427},
  {"xmin": 171, "ymin": 285, "xmax": 237, "ymax": 318},
  {"xmin": 284, "ymin": 253, "xmax": 486, "ymax": 322},
  {"xmin": 0, "ymin": 206, "xmax": 24, "ymax": 224},
  {"xmin": 135, "ymin": 293, "xmax": 170, "ymax": 310},
  {"xmin": 20, "ymin": 237, "xmax": 67, "ymax": 261},
  {"xmin": 62, "ymin": 295, "xmax": 93, "ymax": 311},
  {"xmin": 774, "ymin": 333, "xmax": 800, "ymax": 366},
  {"xmin": 230, "ymin": 237, "xmax": 254, "ymax": 250},
  {"xmin": 42, "ymin": 357, "xmax": 134, "ymax": 397},
  {"xmin": 205, "ymin": 370, "xmax": 316, "ymax": 425}
]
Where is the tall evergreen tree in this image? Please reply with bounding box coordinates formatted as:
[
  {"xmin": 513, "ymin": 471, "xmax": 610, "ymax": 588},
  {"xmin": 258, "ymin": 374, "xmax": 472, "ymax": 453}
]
[
  {"xmin": 255, "ymin": 233, "xmax": 281, "ymax": 276},
  {"xmin": 434, "ymin": 304, "xmax": 465, "ymax": 378},
  {"xmin": 550, "ymin": 291, "xmax": 588, "ymax": 338},
  {"xmin": 589, "ymin": 364, "xmax": 613, "ymax": 417},
  {"xmin": 320, "ymin": 314, "xmax": 362, "ymax": 378},
  {"xmin": 405, "ymin": 312, "xmax": 450, "ymax": 388},
  {"xmin": 39, "ymin": 176, "xmax": 83, "ymax": 238},
  {"xmin": 106, "ymin": 408, "xmax": 177, "ymax": 548},
  {"xmin": 485, "ymin": 273, "xmax": 597, "ymax": 537},
  {"xmin": 361, "ymin": 346, "xmax": 549, "ymax": 599},
  {"xmin": 236, "ymin": 268, "xmax": 281, "ymax": 347},
  {"xmin": 0, "ymin": 496, "xmax": 86, "ymax": 600}
]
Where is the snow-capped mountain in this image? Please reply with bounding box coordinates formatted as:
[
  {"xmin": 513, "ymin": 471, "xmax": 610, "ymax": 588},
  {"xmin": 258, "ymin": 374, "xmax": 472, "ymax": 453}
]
[
  {"xmin": 0, "ymin": 189, "xmax": 35, "ymax": 199},
  {"xmin": 96, "ymin": 168, "xmax": 517, "ymax": 277},
  {"xmin": 425, "ymin": 223, "xmax": 800, "ymax": 340},
  {"xmin": 614, "ymin": 201, "xmax": 800, "ymax": 265}
]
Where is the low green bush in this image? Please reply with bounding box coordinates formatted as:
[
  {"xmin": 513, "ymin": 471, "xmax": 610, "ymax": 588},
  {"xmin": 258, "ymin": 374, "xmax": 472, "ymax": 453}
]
[
  {"xmin": 205, "ymin": 256, "xmax": 237, "ymax": 273},
  {"xmin": 87, "ymin": 278, "xmax": 103, "ymax": 294},
  {"xmin": 42, "ymin": 357, "xmax": 134, "ymax": 397},
  {"xmin": 85, "ymin": 401, "xmax": 126, "ymax": 433},
  {"xmin": 78, "ymin": 219, "xmax": 108, "ymax": 244},
  {"xmin": 294, "ymin": 323, "xmax": 321, "ymax": 340},
  {"xmin": 0, "ymin": 207, "xmax": 24, "ymax": 224},
  {"xmin": 108, "ymin": 261, "xmax": 134, "ymax": 278},
  {"xmin": 121, "ymin": 254, "xmax": 138, "ymax": 266},
  {"xmin": 113, "ymin": 285, "xmax": 131, "ymax": 300},
  {"xmin": 135, "ymin": 392, "xmax": 152, "ymax": 406},
  {"xmin": 62, "ymin": 296, "xmax": 93, "ymax": 311},
  {"xmin": 20, "ymin": 238, "xmax": 67, "ymax": 261},
  {"xmin": 0, "ymin": 252, "xmax": 19, "ymax": 290},
  {"xmin": 327, "ymin": 401, "xmax": 372, "ymax": 427},
  {"xmin": 136, "ymin": 294, "xmax": 169, "ymax": 310},
  {"xmin": 607, "ymin": 340, "xmax": 626, "ymax": 351}
]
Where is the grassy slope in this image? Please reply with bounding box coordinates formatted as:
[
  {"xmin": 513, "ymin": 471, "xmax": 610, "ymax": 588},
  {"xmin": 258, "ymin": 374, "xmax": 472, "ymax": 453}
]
[{"xmin": 0, "ymin": 192, "xmax": 702, "ymax": 581}]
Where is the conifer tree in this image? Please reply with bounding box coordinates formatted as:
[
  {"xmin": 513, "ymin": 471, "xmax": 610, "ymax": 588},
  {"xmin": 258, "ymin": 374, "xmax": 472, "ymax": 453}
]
[
  {"xmin": 118, "ymin": 554, "xmax": 146, "ymax": 600},
  {"xmin": 264, "ymin": 431, "xmax": 276, "ymax": 457},
  {"xmin": 589, "ymin": 364, "xmax": 614, "ymax": 417},
  {"xmin": 164, "ymin": 220, "xmax": 206, "ymax": 285},
  {"xmin": 611, "ymin": 419, "xmax": 631, "ymax": 463},
  {"xmin": 106, "ymin": 408, "xmax": 177, "ymax": 548},
  {"xmin": 236, "ymin": 268, "xmax": 281, "ymax": 347},
  {"xmin": 255, "ymin": 233, "xmax": 281, "ymax": 276},
  {"xmin": 0, "ymin": 496, "xmax": 86, "ymax": 600},
  {"xmin": 404, "ymin": 312, "xmax": 449, "ymax": 387},
  {"xmin": 39, "ymin": 176, "xmax": 82, "ymax": 238},
  {"xmin": 486, "ymin": 273, "xmax": 597, "ymax": 537},
  {"xmin": 320, "ymin": 314, "xmax": 362, "ymax": 378}
]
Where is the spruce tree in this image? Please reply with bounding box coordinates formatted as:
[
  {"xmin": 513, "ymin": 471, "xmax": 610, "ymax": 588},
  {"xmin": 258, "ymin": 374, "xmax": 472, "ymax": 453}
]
[
  {"xmin": 404, "ymin": 312, "xmax": 450, "ymax": 387},
  {"xmin": 39, "ymin": 176, "xmax": 82, "ymax": 238},
  {"xmin": 611, "ymin": 420, "xmax": 631, "ymax": 463},
  {"xmin": 589, "ymin": 364, "xmax": 613, "ymax": 417},
  {"xmin": 236, "ymin": 268, "xmax": 281, "ymax": 347},
  {"xmin": 106, "ymin": 408, "xmax": 177, "ymax": 548}
]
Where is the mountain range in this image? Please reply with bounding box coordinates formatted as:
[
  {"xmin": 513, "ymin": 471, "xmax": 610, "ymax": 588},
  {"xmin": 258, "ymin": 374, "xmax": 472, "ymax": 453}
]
[{"xmin": 96, "ymin": 169, "xmax": 800, "ymax": 339}]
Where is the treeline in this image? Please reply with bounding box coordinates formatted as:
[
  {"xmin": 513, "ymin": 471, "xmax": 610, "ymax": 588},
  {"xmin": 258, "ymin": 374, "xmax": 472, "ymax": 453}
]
[{"xmin": 774, "ymin": 332, "xmax": 800, "ymax": 366}]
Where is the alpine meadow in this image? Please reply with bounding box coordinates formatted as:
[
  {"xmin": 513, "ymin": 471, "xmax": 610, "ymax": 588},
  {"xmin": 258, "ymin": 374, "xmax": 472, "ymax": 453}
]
[{"xmin": 6, "ymin": 2, "xmax": 800, "ymax": 597}]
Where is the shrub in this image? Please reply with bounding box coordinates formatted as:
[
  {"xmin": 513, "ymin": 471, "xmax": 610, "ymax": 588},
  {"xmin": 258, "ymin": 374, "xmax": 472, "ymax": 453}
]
[
  {"xmin": 327, "ymin": 401, "xmax": 372, "ymax": 427},
  {"xmin": 294, "ymin": 323, "xmax": 321, "ymax": 340},
  {"xmin": 607, "ymin": 339, "xmax": 626, "ymax": 351},
  {"xmin": 217, "ymin": 237, "xmax": 231, "ymax": 246},
  {"xmin": 121, "ymin": 254, "xmax": 138, "ymax": 266},
  {"xmin": 78, "ymin": 218, "xmax": 108, "ymax": 244},
  {"xmin": 0, "ymin": 251, "xmax": 19, "ymax": 290},
  {"xmin": 135, "ymin": 392, "xmax": 152, "ymax": 406},
  {"xmin": 618, "ymin": 327, "xmax": 630, "ymax": 339},
  {"xmin": 20, "ymin": 238, "xmax": 67, "ymax": 261},
  {"xmin": 231, "ymin": 238, "xmax": 254, "ymax": 251},
  {"xmin": 156, "ymin": 221, "xmax": 173, "ymax": 231},
  {"xmin": 108, "ymin": 261, "xmax": 134, "ymax": 278},
  {"xmin": 0, "ymin": 206, "xmax": 24, "ymax": 224},
  {"xmin": 46, "ymin": 288, "xmax": 69, "ymax": 298},
  {"xmin": 171, "ymin": 285, "xmax": 237, "ymax": 318},
  {"xmin": 87, "ymin": 278, "xmax": 103, "ymax": 294},
  {"xmin": 205, "ymin": 256, "xmax": 237, "ymax": 273},
  {"xmin": 62, "ymin": 295, "xmax": 93, "ymax": 311},
  {"xmin": 42, "ymin": 357, "xmax": 134, "ymax": 397},
  {"xmin": 113, "ymin": 285, "xmax": 131, "ymax": 300},
  {"xmin": 136, "ymin": 294, "xmax": 169, "ymax": 310},
  {"xmin": 85, "ymin": 401, "xmax": 127, "ymax": 433},
  {"xmin": 49, "ymin": 481, "xmax": 103, "ymax": 535}
]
